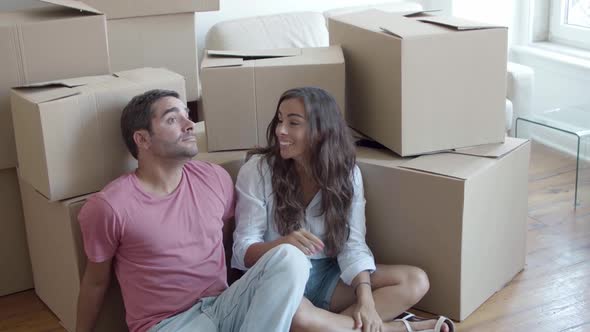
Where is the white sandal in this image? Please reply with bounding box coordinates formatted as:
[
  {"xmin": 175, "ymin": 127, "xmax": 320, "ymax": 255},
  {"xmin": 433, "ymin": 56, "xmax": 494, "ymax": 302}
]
[{"xmin": 393, "ymin": 312, "xmax": 455, "ymax": 332}]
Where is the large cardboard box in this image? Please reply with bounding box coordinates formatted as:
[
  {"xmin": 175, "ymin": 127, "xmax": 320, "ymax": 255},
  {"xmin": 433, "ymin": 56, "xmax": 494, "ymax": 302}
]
[
  {"xmin": 0, "ymin": 168, "xmax": 33, "ymax": 296},
  {"xmin": 356, "ymin": 137, "xmax": 531, "ymax": 320},
  {"xmin": 201, "ymin": 46, "xmax": 345, "ymax": 152},
  {"xmin": 11, "ymin": 68, "xmax": 186, "ymax": 201},
  {"xmin": 329, "ymin": 10, "xmax": 508, "ymax": 156},
  {"xmin": 83, "ymin": 0, "xmax": 219, "ymax": 19},
  {"xmin": 0, "ymin": 0, "xmax": 110, "ymax": 170},
  {"xmin": 108, "ymin": 13, "xmax": 200, "ymax": 101},
  {"xmin": 18, "ymin": 178, "xmax": 127, "ymax": 332}
]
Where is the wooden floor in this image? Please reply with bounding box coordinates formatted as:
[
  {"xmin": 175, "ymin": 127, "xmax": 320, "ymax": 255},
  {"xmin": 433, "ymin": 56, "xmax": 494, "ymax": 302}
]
[{"xmin": 1, "ymin": 140, "xmax": 589, "ymax": 332}]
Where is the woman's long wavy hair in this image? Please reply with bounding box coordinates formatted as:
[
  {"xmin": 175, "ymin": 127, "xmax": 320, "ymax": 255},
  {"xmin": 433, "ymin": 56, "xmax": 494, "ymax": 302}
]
[{"xmin": 248, "ymin": 87, "xmax": 356, "ymax": 256}]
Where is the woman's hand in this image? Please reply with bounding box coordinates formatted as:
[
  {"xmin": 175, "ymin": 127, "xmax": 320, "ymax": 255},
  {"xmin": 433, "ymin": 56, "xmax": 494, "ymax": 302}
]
[
  {"xmin": 281, "ymin": 229, "xmax": 324, "ymax": 255},
  {"xmin": 351, "ymin": 298, "xmax": 383, "ymax": 332}
]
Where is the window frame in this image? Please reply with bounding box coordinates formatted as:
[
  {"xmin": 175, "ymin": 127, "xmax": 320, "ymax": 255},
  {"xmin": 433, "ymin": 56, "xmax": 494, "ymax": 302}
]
[{"xmin": 548, "ymin": 0, "xmax": 590, "ymax": 50}]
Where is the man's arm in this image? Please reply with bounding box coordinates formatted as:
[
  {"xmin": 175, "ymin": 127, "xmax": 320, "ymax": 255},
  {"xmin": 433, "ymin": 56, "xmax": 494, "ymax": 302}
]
[{"xmin": 76, "ymin": 259, "xmax": 113, "ymax": 332}]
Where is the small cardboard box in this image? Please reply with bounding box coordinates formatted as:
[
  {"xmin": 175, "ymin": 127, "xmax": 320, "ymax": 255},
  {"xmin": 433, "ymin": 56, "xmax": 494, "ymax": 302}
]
[
  {"xmin": 11, "ymin": 68, "xmax": 186, "ymax": 201},
  {"xmin": 329, "ymin": 10, "xmax": 508, "ymax": 156},
  {"xmin": 83, "ymin": 0, "xmax": 219, "ymax": 19},
  {"xmin": 0, "ymin": 0, "xmax": 110, "ymax": 170},
  {"xmin": 356, "ymin": 137, "xmax": 531, "ymax": 320},
  {"xmin": 201, "ymin": 46, "xmax": 345, "ymax": 152},
  {"xmin": 108, "ymin": 13, "xmax": 200, "ymax": 101},
  {"xmin": 18, "ymin": 178, "xmax": 127, "ymax": 332},
  {"xmin": 0, "ymin": 168, "xmax": 33, "ymax": 296}
]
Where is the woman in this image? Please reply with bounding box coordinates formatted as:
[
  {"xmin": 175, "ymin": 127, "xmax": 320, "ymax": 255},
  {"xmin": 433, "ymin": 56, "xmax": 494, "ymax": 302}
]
[{"xmin": 231, "ymin": 87, "xmax": 453, "ymax": 332}]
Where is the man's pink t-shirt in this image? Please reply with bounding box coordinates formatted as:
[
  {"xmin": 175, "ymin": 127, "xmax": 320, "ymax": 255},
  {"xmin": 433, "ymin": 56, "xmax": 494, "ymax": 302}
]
[{"xmin": 78, "ymin": 161, "xmax": 235, "ymax": 332}]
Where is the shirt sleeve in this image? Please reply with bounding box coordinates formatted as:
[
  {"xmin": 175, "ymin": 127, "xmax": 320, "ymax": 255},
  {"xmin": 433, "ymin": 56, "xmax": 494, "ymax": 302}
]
[
  {"xmin": 231, "ymin": 156, "xmax": 270, "ymax": 271},
  {"xmin": 337, "ymin": 165, "xmax": 376, "ymax": 285},
  {"xmin": 212, "ymin": 164, "xmax": 236, "ymax": 223},
  {"xmin": 77, "ymin": 194, "xmax": 121, "ymax": 263}
]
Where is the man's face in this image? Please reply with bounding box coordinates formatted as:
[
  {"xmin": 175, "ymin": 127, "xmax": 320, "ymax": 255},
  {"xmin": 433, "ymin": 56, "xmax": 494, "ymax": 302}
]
[{"xmin": 145, "ymin": 96, "xmax": 198, "ymax": 160}]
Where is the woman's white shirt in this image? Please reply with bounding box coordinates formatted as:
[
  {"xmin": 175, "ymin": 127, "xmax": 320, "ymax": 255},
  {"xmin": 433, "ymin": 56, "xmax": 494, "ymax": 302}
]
[{"xmin": 231, "ymin": 155, "xmax": 376, "ymax": 285}]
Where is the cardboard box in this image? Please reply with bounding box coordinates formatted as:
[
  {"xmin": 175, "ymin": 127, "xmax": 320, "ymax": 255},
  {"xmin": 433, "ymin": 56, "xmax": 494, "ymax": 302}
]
[
  {"xmin": 108, "ymin": 13, "xmax": 200, "ymax": 101},
  {"xmin": 83, "ymin": 0, "xmax": 219, "ymax": 19},
  {"xmin": 0, "ymin": 168, "xmax": 33, "ymax": 296},
  {"xmin": 0, "ymin": 0, "xmax": 110, "ymax": 170},
  {"xmin": 356, "ymin": 137, "xmax": 531, "ymax": 320},
  {"xmin": 11, "ymin": 68, "xmax": 186, "ymax": 201},
  {"xmin": 193, "ymin": 121, "xmax": 247, "ymax": 181},
  {"xmin": 18, "ymin": 178, "xmax": 127, "ymax": 332},
  {"xmin": 329, "ymin": 10, "xmax": 508, "ymax": 156},
  {"xmin": 201, "ymin": 46, "xmax": 346, "ymax": 152}
]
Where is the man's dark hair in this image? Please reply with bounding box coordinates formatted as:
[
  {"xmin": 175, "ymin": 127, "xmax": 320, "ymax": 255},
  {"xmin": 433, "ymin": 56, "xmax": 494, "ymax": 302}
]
[{"xmin": 120, "ymin": 89, "xmax": 180, "ymax": 159}]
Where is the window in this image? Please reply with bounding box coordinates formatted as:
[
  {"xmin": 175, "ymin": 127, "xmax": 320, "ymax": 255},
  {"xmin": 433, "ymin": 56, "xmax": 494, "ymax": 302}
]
[{"xmin": 549, "ymin": 0, "xmax": 590, "ymax": 49}]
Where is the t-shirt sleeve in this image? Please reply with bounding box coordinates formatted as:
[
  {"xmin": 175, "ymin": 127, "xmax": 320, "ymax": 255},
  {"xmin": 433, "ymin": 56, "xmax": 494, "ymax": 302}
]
[
  {"xmin": 213, "ymin": 165, "xmax": 236, "ymax": 222},
  {"xmin": 78, "ymin": 195, "xmax": 121, "ymax": 263}
]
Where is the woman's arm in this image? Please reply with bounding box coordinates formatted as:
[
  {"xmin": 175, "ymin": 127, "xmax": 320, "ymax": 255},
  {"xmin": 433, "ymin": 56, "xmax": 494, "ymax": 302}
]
[
  {"xmin": 231, "ymin": 157, "xmax": 271, "ymax": 271},
  {"xmin": 337, "ymin": 166, "xmax": 377, "ymax": 285},
  {"xmin": 244, "ymin": 229, "xmax": 324, "ymax": 267}
]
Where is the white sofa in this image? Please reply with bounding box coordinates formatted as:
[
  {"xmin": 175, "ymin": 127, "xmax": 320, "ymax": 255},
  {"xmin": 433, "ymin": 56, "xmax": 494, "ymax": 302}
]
[{"xmin": 203, "ymin": 2, "xmax": 534, "ymax": 135}]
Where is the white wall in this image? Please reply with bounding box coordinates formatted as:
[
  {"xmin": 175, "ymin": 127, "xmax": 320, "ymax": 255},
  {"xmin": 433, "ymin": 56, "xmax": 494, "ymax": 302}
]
[
  {"xmin": 195, "ymin": 0, "xmax": 451, "ymax": 53},
  {"xmin": 452, "ymin": 0, "xmax": 590, "ymax": 113}
]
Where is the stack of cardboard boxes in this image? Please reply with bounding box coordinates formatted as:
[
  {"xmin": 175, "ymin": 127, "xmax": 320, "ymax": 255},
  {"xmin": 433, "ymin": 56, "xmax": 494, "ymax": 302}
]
[
  {"xmin": 198, "ymin": 9, "xmax": 532, "ymax": 321},
  {"xmin": 0, "ymin": 0, "xmax": 111, "ymax": 298},
  {"xmin": 1, "ymin": 1, "xmax": 217, "ymax": 331},
  {"xmin": 1, "ymin": 2, "xmax": 531, "ymax": 330},
  {"xmin": 92, "ymin": 0, "xmax": 220, "ymax": 102},
  {"xmin": 328, "ymin": 10, "xmax": 531, "ymax": 320}
]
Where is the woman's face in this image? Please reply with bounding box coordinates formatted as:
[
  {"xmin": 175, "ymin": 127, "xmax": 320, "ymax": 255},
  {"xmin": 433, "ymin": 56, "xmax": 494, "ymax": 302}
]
[{"xmin": 275, "ymin": 98, "xmax": 310, "ymax": 164}]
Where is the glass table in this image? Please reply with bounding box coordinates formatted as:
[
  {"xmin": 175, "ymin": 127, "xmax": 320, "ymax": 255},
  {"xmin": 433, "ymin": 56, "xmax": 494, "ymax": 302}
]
[{"xmin": 515, "ymin": 105, "xmax": 590, "ymax": 208}]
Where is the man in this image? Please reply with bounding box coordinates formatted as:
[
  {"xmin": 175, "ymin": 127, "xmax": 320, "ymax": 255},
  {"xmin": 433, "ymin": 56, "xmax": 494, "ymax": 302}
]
[{"xmin": 76, "ymin": 89, "xmax": 310, "ymax": 332}]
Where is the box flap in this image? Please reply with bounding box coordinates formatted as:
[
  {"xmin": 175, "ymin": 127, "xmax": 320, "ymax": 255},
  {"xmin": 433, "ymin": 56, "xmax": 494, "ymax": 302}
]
[
  {"xmin": 400, "ymin": 153, "xmax": 493, "ymax": 180},
  {"xmin": 12, "ymin": 74, "xmax": 113, "ymax": 104},
  {"xmin": 13, "ymin": 87, "xmax": 80, "ymax": 104},
  {"xmin": 202, "ymin": 56, "xmax": 245, "ymax": 69},
  {"xmin": 203, "ymin": 49, "xmax": 302, "ymax": 68},
  {"xmin": 40, "ymin": 0, "xmax": 103, "ymax": 14},
  {"xmin": 15, "ymin": 75, "xmax": 113, "ymax": 89},
  {"xmin": 451, "ymin": 137, "xmax": 529, "ymax": 158},
  {"xmin": 208, "ymin": 48, "xmax": 301, "ymax": 59},
  {"xmin": 379, "ymin": 15, "xmax": 447, "ymax": 39},
  {"xmin": 418, "ymin": 16, "xmax": 506, "ymax": 30},
  {"xmin": 113, "ymin": 67, "xmax": 184, "ymax": 82},
  {"xmin": 402, "ymin": 9, "xmax": 441, "ymax": 17}
]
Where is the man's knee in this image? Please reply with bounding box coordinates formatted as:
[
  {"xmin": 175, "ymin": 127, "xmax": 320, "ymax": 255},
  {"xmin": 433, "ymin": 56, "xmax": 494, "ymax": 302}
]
[{"xmin": 268, "ymin": 244, "xmax": 310, "ymax": 280}]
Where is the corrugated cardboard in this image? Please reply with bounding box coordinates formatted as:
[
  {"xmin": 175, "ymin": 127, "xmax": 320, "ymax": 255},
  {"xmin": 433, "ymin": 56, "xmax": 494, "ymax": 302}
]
[
  {"xmin": 108, "ymin": 13, "xmax": 200, "ymax": 101},
  {"xmin": 201, "ymin": 46, "xmax": 345, "ymax": 152},
  {"xmin": 18, "ymin": 178, "xmax": 127, "ymax": 332},
  {"xmin": 11, "ymin": 68, "xmax": 186, "ymax": 201},
  {"xmin": 329, "ymin": 10, "xmax": 508, "ymax": 156},
  {"xmin": 193, "ymin": 121, "xmax": 247, "ymax": 181},
  {"xmin": 0, "ymin": 168, "xmax": 33, "ymax": 296},
  {"xmin": 0, "ymin": 0, "xmax": 110, "ymax": 170},
  {"xmin": 356, "ymin": 137, "xmax": 531, "ymax": 320},
  {"xmin": 83, "ymin": 0, "xmax": 219, "ymax": 19}
]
